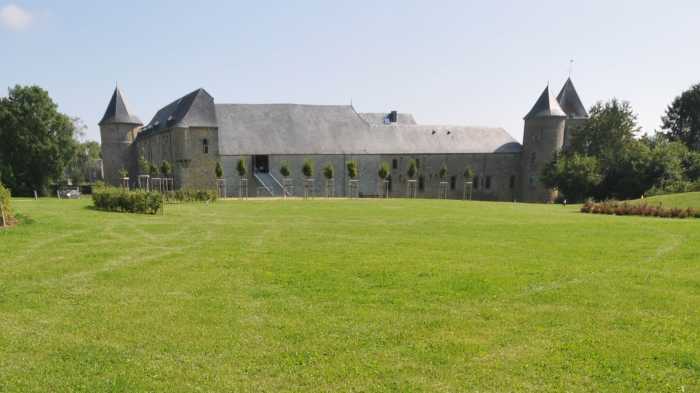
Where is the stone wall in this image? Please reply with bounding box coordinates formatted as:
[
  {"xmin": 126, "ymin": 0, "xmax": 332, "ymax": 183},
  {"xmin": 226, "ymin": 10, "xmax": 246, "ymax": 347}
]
[
  {"xmin": 133, "ymin": 126, "xmax": 219, "ymax": 190},
  {"xmin": 220, "ymin": 153, "xmax": 522, "ymax": 200}
]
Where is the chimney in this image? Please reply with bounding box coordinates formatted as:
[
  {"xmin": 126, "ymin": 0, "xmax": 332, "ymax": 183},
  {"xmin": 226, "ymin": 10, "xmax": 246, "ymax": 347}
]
[{"xmin": 388, "ymin": 110, "xmax": 398, "ymax": 123}]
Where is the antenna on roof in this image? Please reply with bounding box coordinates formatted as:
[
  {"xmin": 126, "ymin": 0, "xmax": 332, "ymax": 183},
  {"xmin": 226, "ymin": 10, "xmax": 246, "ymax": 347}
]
[{"xmin": 568, "ymin": 59, "xmax": 574, "ymax": 78}]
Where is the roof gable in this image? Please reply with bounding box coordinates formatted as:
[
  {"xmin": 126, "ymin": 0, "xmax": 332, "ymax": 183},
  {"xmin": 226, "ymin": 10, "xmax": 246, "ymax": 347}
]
[{"xmin": 142, "ymin": 88, "xmax": 217, "ymax": 133}]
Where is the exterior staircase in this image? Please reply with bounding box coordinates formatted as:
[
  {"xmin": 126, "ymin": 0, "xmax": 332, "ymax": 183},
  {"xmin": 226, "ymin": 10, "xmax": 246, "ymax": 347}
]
[{"xmin": 254, "ymin": 172, "xmax": 288, "ymax": 196}]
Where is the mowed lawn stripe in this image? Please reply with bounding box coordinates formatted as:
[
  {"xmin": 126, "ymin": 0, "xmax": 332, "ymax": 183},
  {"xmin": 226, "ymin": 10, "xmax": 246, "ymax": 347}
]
[{"xmin": 0, "ymin": 198, "xmax": 698, "ymax": 392}]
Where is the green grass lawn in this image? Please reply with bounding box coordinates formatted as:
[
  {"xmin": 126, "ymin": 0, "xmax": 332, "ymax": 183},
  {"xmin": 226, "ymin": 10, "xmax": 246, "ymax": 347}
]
[
  {"xmin": 631, "ymin": 191, "xmax": 700, "ymax": 210},
  {"xmin": 1, "ymin": 198, "xmax": 699, "ymax": 392}
]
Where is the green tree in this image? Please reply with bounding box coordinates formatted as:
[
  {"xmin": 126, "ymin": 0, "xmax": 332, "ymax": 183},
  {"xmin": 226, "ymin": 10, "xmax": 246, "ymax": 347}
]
[
  {"xmin": 563, "ymin": 99, "xmax": 651, "ymax": 199},
  {"xmin": 236, "ymin": 159, "xmax": 247, "ymax": 178},
  {"xmin": 439, "ymin": 163, "xmax": 448, "ymax": 179},
  {"xmin": 568, "ymin": 99, "xmax": 639, "ymax": 165},
  {"xmin": 683, "ymin": 151, "xmax": 700, "ymax": 181},
  {"xmin": 302, "ymin": 159, "xmax": 314, "ymax": 178},
  {"xmin": 378, "ymin": 162, "xmax": 390, "ymax": 180},
  {"xmin": 149, "ymin": 162, "xmax": 159, "ymax": 177},
  {"xmin": 323, "ymin": 164, "xmax": 334, "ymax": 180},
  {"xmin": 0, "ymin": 85, "xmax": 79, "ymax": 195},
  {"xmin": 138, "ymin": 155, "xmax": 150, "ymax": 175},
  {"xmin": 661, "ymin": 83, "xmax": 700, "ymax": 151},
  {"xmin": 407, "ymin": 159, "xmax": 417, "ymax": 179},
  {"xmin": 346, "ymin": 161, "xmax": 358, "ymax": 179},
  {"xmin": 280, "ymin": 162, "xmax": 291, "ymax": 178},
  {"xmin": 215, "ymin": 162, "xmax": 224, "ymax": 178},
  {"xmin": 541, "ymin": 153, "xmax": 602, "ymax": 202},
  {"xmin": 118, "ymin": 168, "xmax": 129, "ymax": 179},
  {"xmin": 160, "ymin": 161, "xmax": 172, "ymax": 178}
]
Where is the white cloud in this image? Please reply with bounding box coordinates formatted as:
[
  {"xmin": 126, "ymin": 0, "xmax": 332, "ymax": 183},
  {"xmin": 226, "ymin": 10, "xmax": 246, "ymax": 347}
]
[{"xmin": 0, "ymin": 4, "xmax": 33, "ymax": 31}]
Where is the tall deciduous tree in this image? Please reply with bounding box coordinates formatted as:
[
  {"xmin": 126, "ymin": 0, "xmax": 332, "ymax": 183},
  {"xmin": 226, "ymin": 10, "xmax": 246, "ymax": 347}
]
[
  {"xmin": 541, "ymin": 153, "xmax": 602, "ymax": 202},
  {"xmin": 0, "ymin": 85, "xmax": 78, "ymax": 195},
  {"xmin": 661, "ymin": 83, "xmax": 700, "ymax": 151}
]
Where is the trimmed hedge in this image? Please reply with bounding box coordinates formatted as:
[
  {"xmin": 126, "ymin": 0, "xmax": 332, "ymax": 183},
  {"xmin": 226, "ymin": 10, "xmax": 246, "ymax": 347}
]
[
  {"xmin": 581, "ymin": 200, "xmax": 699, "ymax": 219},
  {"xmin": 0, "ymin": 182, "xmax": 15, "ymax": 226},
  {"xmin": 167, "ymin": 188, "xmax": 217, "ymax": 203},
  {"xmin": 92, "ymin": 187, "xmax": 163, "ymax": 214}
]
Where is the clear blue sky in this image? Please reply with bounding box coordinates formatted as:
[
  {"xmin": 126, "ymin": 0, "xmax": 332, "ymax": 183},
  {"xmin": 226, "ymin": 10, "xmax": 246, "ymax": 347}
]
[{"xmin": 2, "ymin": 0, "xmax": 699, "ymax": 143}]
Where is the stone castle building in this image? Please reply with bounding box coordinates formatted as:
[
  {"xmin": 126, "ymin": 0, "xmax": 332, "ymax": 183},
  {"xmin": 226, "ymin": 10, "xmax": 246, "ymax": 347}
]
[{"xmin": 99, "ymin": 79, "xmax": 588, "ymax": 202}]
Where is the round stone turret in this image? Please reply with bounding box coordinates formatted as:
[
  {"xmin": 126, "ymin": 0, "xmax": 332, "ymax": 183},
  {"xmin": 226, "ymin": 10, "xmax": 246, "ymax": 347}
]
[
  {"xmin": 520, "ymin": 85, "xmax": 567, "ymax": 203},
  {"xmin": 98, "ymin": 87, "xmax": 143, "ymax": 186}
]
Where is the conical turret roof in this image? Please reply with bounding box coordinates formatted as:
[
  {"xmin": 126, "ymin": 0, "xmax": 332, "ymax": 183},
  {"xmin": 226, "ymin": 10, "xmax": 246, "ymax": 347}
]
[
  {"xmin": 524, "ymin": 85, "xmax": 567, "ymax": 120},
  {"xmin": 99, "ymin": 87, "xmax": 143, "ymax": 126},
  {"xmin": 557, "ymin": 78, "xmax": 588, "ymax": 119}
]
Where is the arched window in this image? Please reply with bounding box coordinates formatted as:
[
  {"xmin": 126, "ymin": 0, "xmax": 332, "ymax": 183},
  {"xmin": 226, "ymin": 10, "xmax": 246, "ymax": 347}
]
[
  {"xmin": 202, "ymin": 138, "xmax": 209, "ymax": 154},
  {"xmin": 450, "ymin": 176, "xmax": 456, "ymax": 190},
  {"xmin": 473, "ymin": 175, "xmax": 479, "ymax": 190},
  {"xmin": 509, "ymin": 175, "xmax": 516, "ymax": 189},
  {"xmin": 485, "ymin": 176, "xmax": 492, "ymax": 190},
  {"xmin": 392, "ymin": 159, "xmax": 398, "ymax": 169}
]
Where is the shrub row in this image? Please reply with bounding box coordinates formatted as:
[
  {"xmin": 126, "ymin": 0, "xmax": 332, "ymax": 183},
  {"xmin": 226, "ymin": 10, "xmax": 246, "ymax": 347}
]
[
  {"xmin": 0, "ymin": 182, "xmax": 15, "ymax": 226},
  {"xmin": 92, "ymin": 187, "xmax": 163, "ymax": 214},
  {"xmin": 581, "ymin": 200, "xmax": 699, "ymax": 219},
  {"xmin": 166, "ymin": 188, "xmax": 217, "ymax": 203}
]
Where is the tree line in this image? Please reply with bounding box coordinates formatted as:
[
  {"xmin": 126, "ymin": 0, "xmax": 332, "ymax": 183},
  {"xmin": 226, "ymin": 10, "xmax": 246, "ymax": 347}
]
[
  {"xmin": 0, "ymin": 85, "xmax": 101, "ymax": 196},
  {"xmin": 542, "ymin": 83, "xmax": 700, "ymax": 202}
]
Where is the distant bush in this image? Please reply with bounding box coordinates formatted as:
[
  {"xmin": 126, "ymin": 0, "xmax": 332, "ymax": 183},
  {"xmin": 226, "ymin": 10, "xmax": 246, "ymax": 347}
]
[
  {"xmin": 92, "ymin": 187, "xmax": 162, "ymax": 214},
  {"xmin": 346, "ymin": 161, "xmax": 358, "ymax": 179},
  {"xmin": 0, "ymin": 182, "xmax": 15, "ymax": 226},
  {"xmin": 581, "ymin": 200, "xmax": 697, "ymax": 219},
  {"xmin": 167, "ymin": 188, "xmax": 217, "ymax": 203}
]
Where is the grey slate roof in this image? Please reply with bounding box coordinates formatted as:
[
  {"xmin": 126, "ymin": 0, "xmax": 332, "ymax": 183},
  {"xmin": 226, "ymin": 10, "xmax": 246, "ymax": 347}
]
[
  {"xmin": 99, "ymin": 87, "xmax": 143, "ymax": 126},
  {"xmin": 216, "ymin": 103, "xmax": 520, "ymax": 155},
  {"xmin": 141, "ymin": 88, "xmax": 217, "ymax": 134},
  {"xmin": 358, "ymin": 112, "xmax": 417, "ymax": 125},
  {"xmin": 557, "ymin": 78, "xmax": 588, "ymax": 119},
  {"xmin": 524, "ymin": 86, "xmax": 567, "ymax": 120}
]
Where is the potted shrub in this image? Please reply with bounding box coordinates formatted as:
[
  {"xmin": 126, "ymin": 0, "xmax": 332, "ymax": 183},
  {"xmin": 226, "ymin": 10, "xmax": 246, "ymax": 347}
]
[
  {"xmin": 438, "ymin": 163, "xmax": 449, "ymax": 199},
  {"xmin": 280, "ymin": 161, "xmax": 292, "ymax": 197},
  {"xmin": 236, "ymin": 159, "xmax": 248, "ymax": 198},
  {"xmin": 137, "ymin": 155, "xmax": 151, "ymax": 190},
  {"xmin": 118, "ymin": 167, "xmax": 129, "ymax": 189},
  {"xmin": 215, "ymin": 162, "xmax": 225, "ymax": 198},
  {"xmin": 463, "ymin": 165, "xmax": 475, "ymax": 200},
  {"xmin": 323, "ymin": 163, "xmax": 334, "ymax": 197},
  {"xmin": 378, "ymin": 162, "xmax": 390, "ymax": 198},
  {"xmin": 406, "ymin": 159, "xmax": 418, "ymax": 198},
  {"xmin": 302, "ymin": 159, "xmax": 314, "ymax": 198},
  {"xmin": 346, "ymin": 160, "xmax": 359, "ymax": 198},
  {"xmin": 160, "ymin": 160, "xmax": 172, "ymax": 192}
]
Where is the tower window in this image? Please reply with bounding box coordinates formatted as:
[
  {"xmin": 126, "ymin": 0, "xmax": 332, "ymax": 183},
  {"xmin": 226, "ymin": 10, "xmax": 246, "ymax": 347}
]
[
  {"xmin": 473, "ymin": 176, "xmax": 479, "ymax": 190},
  {"xmin": 485, "ymin": 176, "xmax": 492, "ymax": 190},
  {"xmin": 392, "ymin": 159, "xmax": 398, "ymax": 169},
  {"xmin": 509, "ymin": 175, "xmax": 516, "ymax": 189},
  {"xmin": 203, "ymin": 139, "xmax": 209, "ymax": 154}
]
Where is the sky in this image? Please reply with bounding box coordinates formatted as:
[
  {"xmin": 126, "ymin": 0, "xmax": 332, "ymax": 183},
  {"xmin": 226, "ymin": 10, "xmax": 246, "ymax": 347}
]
[{"xmin": 1, "ymin": 0, "xmax": 699, "ymax": 143}]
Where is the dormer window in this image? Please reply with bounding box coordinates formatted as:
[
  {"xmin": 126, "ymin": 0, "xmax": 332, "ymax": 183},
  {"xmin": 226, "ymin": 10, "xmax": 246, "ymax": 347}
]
[{"xmin": 203, "ymin": 138, "xmax": 209, "ymax": 154}]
